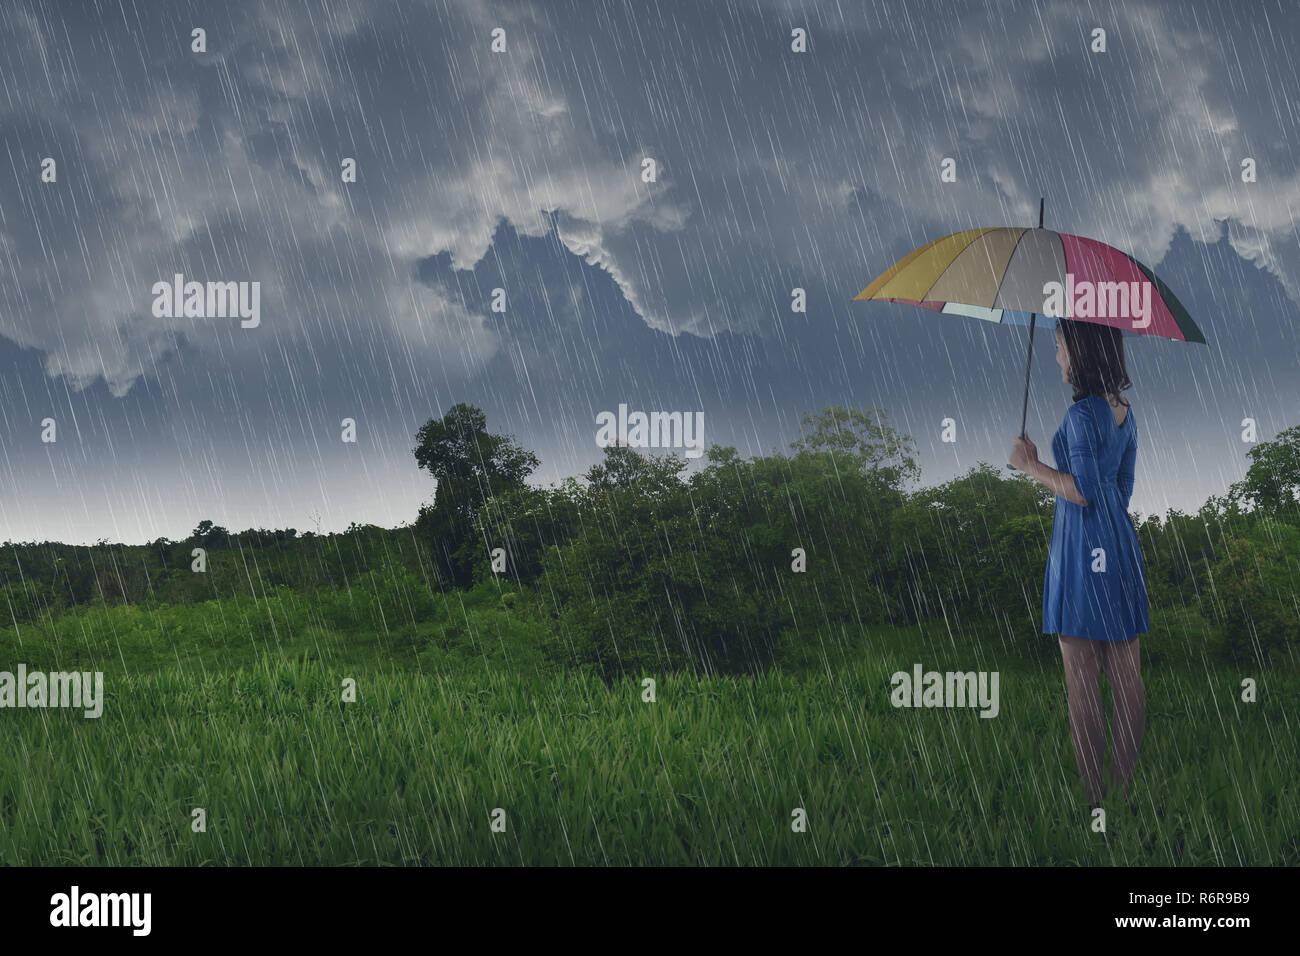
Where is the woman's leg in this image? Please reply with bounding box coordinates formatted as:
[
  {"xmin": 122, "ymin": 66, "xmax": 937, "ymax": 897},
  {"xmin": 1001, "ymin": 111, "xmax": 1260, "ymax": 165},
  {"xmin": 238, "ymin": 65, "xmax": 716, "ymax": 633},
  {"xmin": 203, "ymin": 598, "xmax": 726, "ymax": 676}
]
[
  {"xmin": 1058, "ymin": 634, "xmax": 1105, "ymax": 803},
  {"xmin": 1100, "ymin": 636, "xmax": 1144, "ymax": 800}
]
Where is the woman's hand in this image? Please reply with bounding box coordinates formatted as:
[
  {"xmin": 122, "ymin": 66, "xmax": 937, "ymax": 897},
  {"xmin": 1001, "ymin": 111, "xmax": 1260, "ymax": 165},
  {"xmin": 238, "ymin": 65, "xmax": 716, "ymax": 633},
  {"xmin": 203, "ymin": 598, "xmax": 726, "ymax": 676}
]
[
  {"xmin": 1011, "ymin": 438, "xmax": 1088, "ymax": 504},
  {"xmin": 1010, "ymin": 436, "xmax": 1039, "ymax": 473}
]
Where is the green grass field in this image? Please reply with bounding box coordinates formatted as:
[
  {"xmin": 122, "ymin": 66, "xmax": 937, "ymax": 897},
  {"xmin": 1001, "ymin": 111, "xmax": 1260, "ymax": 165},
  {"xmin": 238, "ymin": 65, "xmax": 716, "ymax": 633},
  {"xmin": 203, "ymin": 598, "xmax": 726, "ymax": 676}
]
[{"xmin": 3, "ymin": 591, "xmax": 1295, "ymax": 865}]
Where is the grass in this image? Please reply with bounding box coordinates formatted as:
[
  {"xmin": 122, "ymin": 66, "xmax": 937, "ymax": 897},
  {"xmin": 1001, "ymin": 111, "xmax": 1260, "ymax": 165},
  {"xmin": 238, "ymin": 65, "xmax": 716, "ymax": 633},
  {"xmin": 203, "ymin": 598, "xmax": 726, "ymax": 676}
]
[{"xmin": 1, "ymin": 591, "xmax": 1295, "ymax": 865}]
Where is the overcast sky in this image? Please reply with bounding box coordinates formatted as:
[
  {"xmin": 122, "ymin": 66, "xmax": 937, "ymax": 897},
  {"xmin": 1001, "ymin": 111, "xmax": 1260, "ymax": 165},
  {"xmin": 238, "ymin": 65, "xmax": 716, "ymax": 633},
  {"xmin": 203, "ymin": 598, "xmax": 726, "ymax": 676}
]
[{"xmin": 0, "ymin": 0, "xmax": 1297, "ymax": 545}]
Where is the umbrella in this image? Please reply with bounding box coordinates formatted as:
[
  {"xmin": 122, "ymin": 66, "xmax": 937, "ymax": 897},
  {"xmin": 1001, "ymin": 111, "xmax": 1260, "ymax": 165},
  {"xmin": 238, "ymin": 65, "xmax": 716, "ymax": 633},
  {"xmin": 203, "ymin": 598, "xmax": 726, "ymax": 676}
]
[{"xmin": 853, "ymin": 199, "xmax": 1207, "ymax": 457}]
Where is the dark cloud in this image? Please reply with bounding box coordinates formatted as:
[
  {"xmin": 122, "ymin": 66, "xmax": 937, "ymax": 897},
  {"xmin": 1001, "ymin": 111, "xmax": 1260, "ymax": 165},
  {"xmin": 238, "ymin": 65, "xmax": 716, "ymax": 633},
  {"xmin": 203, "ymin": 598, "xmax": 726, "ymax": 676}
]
[{"xmin": 0, "ymin": 0, "xmax": 1295, "ymax": 542}]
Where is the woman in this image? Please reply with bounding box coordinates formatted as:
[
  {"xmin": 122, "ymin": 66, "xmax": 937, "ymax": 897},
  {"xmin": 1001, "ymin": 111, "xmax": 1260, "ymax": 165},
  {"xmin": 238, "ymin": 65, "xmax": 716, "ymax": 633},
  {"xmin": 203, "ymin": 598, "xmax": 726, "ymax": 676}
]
[{"xmin": 1009, "ymin": 318, "xmax": 1149, "ymax": 809}]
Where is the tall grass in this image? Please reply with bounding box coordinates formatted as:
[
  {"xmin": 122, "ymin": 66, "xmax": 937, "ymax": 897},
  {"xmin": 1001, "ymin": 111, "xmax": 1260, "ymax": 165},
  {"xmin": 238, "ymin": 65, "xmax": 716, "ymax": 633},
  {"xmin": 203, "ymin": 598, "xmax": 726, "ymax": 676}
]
[{"xmin": 2, "ymin": 650, "xmax": 1295, "ymax": 865}]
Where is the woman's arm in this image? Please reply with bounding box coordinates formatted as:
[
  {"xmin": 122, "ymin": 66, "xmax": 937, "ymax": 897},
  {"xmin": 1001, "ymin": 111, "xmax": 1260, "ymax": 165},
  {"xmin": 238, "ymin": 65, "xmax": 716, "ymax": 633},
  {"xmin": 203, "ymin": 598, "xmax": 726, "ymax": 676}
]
[
  {"xmin": 1010, "ymin": 405, "xmax": 1097, "ymax": 506},
  {"xmin": 1023, "ymin": 457, "xmax": 1089, "ymax": 506},
  {"xmin": 1063, "ymin": 403, "xmax": 1103, "ymax": 507}
]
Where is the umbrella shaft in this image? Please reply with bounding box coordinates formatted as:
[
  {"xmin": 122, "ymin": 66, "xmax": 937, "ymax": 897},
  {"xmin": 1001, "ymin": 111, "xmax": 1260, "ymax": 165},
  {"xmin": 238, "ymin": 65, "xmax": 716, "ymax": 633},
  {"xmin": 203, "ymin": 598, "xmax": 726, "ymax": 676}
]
[
  {"xmin": 1021, "ymin": 197, "xmax": 1045, "ymax": 439},
  {"xmin": 1020, "ymin": 312, "xmax": 1038, "ymax": 439}
]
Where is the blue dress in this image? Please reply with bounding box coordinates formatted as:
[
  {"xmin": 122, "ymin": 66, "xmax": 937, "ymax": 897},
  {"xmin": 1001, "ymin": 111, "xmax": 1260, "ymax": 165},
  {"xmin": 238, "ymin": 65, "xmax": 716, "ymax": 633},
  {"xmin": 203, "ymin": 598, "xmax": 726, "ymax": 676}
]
[{"xmin": 1042, "ymin": 394, "xmax": 1149, "ymax": 642}]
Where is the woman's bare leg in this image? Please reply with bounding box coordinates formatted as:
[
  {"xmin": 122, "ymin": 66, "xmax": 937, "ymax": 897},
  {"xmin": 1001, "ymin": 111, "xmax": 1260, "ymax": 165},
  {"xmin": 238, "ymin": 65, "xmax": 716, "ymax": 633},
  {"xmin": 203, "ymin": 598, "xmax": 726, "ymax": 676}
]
[
  {"xmin": 1058, "ymin": 634, "xmax": 1105, "ymax": 803},
  {"xmin": 1101, "ymin": 636, "xmax": 1144, "ymax": 800}
]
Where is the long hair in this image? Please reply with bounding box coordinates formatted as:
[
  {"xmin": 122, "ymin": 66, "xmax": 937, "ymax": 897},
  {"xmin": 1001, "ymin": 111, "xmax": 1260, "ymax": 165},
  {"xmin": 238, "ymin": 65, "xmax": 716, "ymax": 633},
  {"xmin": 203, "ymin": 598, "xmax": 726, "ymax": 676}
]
[{"xmin": 1056, "ymin": 319, "xmax": 1132, "ymax": 407}]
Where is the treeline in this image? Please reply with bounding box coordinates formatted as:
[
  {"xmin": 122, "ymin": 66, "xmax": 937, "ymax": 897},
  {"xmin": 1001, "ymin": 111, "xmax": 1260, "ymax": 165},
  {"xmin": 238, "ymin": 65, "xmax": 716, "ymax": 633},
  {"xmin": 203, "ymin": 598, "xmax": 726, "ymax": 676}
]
[
  {"xmin": 0, "ymin": 518, "xmax": 428, "ymax": 617},
  {"xmin": 3, "ymin": 405, "xmax": 1299, "ymax": 675}
]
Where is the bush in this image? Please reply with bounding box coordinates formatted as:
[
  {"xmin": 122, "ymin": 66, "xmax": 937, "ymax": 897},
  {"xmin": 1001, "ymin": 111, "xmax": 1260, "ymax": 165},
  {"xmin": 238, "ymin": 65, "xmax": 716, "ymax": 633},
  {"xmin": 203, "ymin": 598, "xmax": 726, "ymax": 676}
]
[
  {"xmin": 416, "ymin": 580, "xmax": 554, "ymax": 674},
  {"xmin": 1207, "ymin": 520, "xmax": 1300, "ymax": 666}
]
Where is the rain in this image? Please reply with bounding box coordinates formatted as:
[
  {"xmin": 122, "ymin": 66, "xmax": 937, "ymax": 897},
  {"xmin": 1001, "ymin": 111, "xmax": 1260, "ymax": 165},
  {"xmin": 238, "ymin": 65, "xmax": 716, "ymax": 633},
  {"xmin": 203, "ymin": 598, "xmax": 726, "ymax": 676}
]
[{"xmin": 0, "ymin": 0, "xmax": 1295, "ymax": 906}]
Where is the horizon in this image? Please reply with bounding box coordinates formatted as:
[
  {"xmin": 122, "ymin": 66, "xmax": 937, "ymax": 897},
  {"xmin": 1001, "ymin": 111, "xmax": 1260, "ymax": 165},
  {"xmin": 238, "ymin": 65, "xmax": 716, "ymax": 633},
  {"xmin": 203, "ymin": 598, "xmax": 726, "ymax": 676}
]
[{"xmin": 2, "ymin": 399, "xmax": 1265, "ymax": 549}]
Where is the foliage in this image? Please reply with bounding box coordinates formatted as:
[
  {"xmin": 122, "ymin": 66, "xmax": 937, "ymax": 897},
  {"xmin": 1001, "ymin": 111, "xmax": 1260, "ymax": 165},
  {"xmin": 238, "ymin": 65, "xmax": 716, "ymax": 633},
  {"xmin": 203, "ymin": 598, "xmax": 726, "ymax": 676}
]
[
  {"xmin": 3, "ymin": 405, "xmax": 1299, "ymax": 676},
  {"xmin": 1203, "ymin": 517, "xmax": 1300, "ymax": 666},
  {"xmin": 412, "ymin": 403, "xmax": 540, "ymax": 589},
  {"xmin": 1227, "ymin": 424, "xmax": 1300, "ymax": 519}
]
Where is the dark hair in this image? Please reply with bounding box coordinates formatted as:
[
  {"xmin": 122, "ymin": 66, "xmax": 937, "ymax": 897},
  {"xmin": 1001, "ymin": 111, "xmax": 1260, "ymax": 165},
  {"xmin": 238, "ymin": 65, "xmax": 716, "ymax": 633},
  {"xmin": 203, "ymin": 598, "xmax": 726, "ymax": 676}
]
[{"xmin": 1055, "ymin": 319, "xmax": 1132, "ymax": 407}]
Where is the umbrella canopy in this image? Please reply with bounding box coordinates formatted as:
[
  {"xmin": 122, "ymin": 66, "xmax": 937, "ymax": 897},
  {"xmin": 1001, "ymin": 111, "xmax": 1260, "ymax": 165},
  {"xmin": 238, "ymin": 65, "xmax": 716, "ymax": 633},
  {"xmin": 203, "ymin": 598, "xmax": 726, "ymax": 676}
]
[
  {"xmin": 855, "ymin": 225, "xmax": 1206, "ymax": 343},
  {"xmin": 853, "ymin": 202, "xmax": 1207, "ymax": 446}
]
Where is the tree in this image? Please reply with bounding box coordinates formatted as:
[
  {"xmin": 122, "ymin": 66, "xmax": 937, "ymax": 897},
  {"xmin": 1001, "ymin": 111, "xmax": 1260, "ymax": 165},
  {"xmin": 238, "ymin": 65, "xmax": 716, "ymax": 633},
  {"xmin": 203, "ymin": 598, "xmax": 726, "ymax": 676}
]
[
  {"xmin": 585, "ymin": 441, "xmax": 689, "ymax": 500},
  {"xmin": 413, "ymin": 404, "xmax": 540, "ymax": 588},
  {"xmin": 190, "ymin": 520, "xmax": 231, "ymax": 549},
  {"xmin": 1227, "ymin": 425, "xmax": 1300, "ymax": 521},
  {"xmin": 789, "ymin": 406, "xmax": 921, "ymax": 491}
]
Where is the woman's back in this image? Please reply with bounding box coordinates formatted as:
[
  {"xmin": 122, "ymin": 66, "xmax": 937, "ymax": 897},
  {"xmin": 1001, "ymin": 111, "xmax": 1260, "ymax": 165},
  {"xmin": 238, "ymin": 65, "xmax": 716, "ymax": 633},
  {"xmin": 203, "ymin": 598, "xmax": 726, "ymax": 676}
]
[
  {"xmin": 1043, "ymin": 393, "xmax": 1147, "ymax": 642},
  {"xmin": 1105, "ymin": 396, "xmax": 1131, "ymax": 429},
  {"xmin": 1050, "ymin": 394, "xmax": 1137, "ymax": 511}
]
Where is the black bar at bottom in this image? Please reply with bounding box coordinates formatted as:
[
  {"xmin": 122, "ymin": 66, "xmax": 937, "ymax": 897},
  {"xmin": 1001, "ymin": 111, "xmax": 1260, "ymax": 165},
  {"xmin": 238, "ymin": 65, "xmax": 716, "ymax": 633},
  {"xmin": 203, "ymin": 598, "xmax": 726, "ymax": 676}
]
[{"xmin": 0, "ymin": 865, "xmax": 1280, "ymax": 942}]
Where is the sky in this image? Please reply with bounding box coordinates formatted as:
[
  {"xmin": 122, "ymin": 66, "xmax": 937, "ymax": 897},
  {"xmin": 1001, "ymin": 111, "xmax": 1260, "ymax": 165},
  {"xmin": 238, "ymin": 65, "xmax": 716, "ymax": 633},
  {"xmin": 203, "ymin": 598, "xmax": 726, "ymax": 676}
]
[{"xmin": 0, "ymin": 0, "xmax": 1297, "ymax": 545}]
